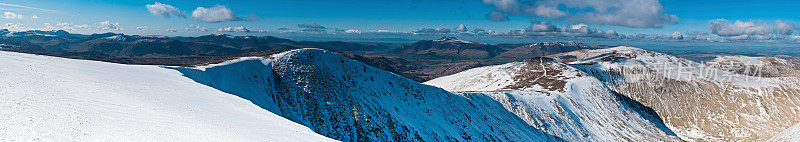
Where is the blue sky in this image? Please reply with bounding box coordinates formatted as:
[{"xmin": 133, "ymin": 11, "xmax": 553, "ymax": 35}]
[{"xmin": 3, "ymin": 0, "xmax": 800, "ymax": 42}]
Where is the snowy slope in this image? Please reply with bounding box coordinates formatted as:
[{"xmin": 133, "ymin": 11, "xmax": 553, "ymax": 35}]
[
  {"xmin": 425, "ymin": 57, "xmax": 681, "ymax": 141},
  {"xmin": 172, "ymin": 48, "xmax": 560, "ymax": 141},
  {"xmin": 0, "ymin": 51, "xmax": 334, "ymax": 141},
  {"xmin": 770, "ymin": 123, "xmax": 800, "ymax": 142},
  {"xmin": 553, "ymin": 46, "xmax": 800, "ymax": 141}
]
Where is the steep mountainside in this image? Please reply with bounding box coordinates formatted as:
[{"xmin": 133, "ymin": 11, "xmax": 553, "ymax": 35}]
[
  {"xmin": 0, "ymin": 51, "xmax": 333, "ymax": 141},
  {"xmin": 551, "ymin": 47, "xmax": 800, "ymax": 141},
  {"xmin": 425, "ymin": 57, "xmax": 681, "ymax": 141},
  {"xmin": 171, "ymin": 48, "xmax": 561, "ymax": 141}
]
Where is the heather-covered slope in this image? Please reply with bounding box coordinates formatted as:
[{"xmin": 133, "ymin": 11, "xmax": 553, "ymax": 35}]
[
  {"xmin": 553, "ymin": 46, "xmax": 800, "ymax": 141},
  {"xmin": 171, "ymin": 48, "xmax": 560, "ymax": 141},
  {"xmin": 0, "ymin": 51, "xmax": 333, "ymax": 141},
  {"xmin": 425, "ymin": 57, "xmax": 681, "ymax": 141}
]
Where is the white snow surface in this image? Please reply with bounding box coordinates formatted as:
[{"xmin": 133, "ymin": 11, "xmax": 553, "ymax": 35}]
[
  {"xmin": 770, "ymin": 123, "xmax": 800, "ymax": 142},
  {"xmin": 0, "ymin": 51, "xmax": 334, "ymax": 141}
]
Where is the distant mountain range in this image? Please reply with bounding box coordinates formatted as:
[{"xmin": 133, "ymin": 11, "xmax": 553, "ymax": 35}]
[
  {"xmin": 0, "ymin": 29, "xmax": 389, "ymax": 66},
  {"xmin": 0, "ymin": 30, "xmax": 605, "ymax": 81}
]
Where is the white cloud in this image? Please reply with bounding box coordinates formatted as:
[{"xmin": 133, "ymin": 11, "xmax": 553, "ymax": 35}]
[
  {"xmin": 98, "ymin": 21, "xmax": 121, "ymax": 31},
  {"xmin": 2, "ymin": 23, "xmax": 23, "ymax": 31},
  {"xmin": 530, "ymin": 5, "xmax": 565, "ymax": 18},
  {"xmin": 136, "ymin": 26, "xmax": 148, "ymax": 31},
  {"xmin": 497, "ymin": 22, "xmax": 619, "ymax": 38},
  {"xmin": 50, "ymin": 22, "xmax": 90, "ymax": 31},
  {"xmin": 344, "ymin": 29, "xmax": 362, "ymax": 34},
  {"xmin": 709, "ymin": 19, "xmax": 773, "ymax": 36},
  {"xmin": 31, "ymin": 15, "xmax": 38, "ymax": 19},
  {"xmin": 146, "ymin": 2, "xmax": 185, "ymax": 18},
  {"xmin": 3, "ymin": 12, "xmax": 23, "ymax": 19},
  {"xmin": 186, "ymin": 24, "xmax": 208, "ymax": 32},
  {"xmin": 191, "ymin": 5, "xmax": 240, "ymax": 23},
  {"xmin": 481, "ymin": 0, "xmax": 678, "ymax": 28},
  {"xmin": 165, "ymin": 28, "xmax": 177, "ymax": 32},
  {"xmin": 217, "ymin": 26, "xmax": 250, "ymax": 32},
  {"xmin": 527, "ymin": 21, "xmax": 557, "ymax": 32},
  {"xmin": 776, "ymin": 20, "xmax": 796, "ymax": 35}
]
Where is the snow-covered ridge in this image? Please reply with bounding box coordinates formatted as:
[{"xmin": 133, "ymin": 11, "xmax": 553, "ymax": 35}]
[
  {"xmin": 433, "ymin": 36, "xmax": 486, "ymax": 44},
  {"xmin": 425, "ymin": 56, "xmax": 681, "ymax": 141},
  {"xmin": 103, "ymin": 35, "xmax": 127, "ymax": 41},
  {"xmin": 0, "ymin": 51, "xmax": 334, "ymax": 141},
  {"xmin": 174, "ymin": 48, "xmax": 560, "ymax": 141},
  {"xmin": 425, "ymin": 57, "xmax": 582, "ymax": 92}
]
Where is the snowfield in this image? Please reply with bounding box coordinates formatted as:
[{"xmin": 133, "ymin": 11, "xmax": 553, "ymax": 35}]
[{"xmin": 0, "ymin": 51, "xmax": 334, "ymax": 141}]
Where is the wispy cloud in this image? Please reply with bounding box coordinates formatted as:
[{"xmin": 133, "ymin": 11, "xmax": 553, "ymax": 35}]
[
  {"xmin": 186, "ymin": 24, "xmax": 208, "ymax": 32},
  {"xmin": 709, "ymin": 19, "xmax": 773, "ymax": 36},
  {"xmin": 2, "ymin": 12, "xmax": 23, "ymax": 19},
  {"xmin": 0, "ymin": 3, "xmax": 56, "ymax": 12},
  {"xmin": 98, "ymin": 21, "xmax": 121, "ymax": 31}
]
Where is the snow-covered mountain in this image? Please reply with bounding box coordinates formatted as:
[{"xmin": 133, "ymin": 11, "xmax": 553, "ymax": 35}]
[
  {"xmin": 424, "ymin": 57, "xmax": 681, "ymax": 141},
  {"xmin": 550, "ymin": 46, "xmax": 800, "ymax": 141},
  {"xmin": 5, "ymin": 45, "xmax": 798, "ymax": 141},
  {"xmin": 0, "ymin": 51, "xmax": 333, "ymax": 141},
  {"xmin": 170, "ymin": 48, "xmax": 561, "ymax": 141}
]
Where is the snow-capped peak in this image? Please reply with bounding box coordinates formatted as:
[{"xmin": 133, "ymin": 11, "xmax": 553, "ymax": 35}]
[
  {"xmin": 104, "ymin": 35, "xmax": 126, "ymax": 41},
  {"xmin": 433, "ymin": 36, "xmax": 473, "ymax": 43}
]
